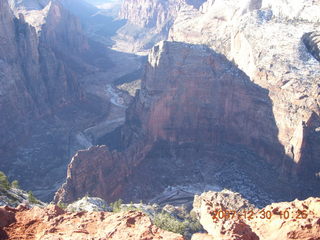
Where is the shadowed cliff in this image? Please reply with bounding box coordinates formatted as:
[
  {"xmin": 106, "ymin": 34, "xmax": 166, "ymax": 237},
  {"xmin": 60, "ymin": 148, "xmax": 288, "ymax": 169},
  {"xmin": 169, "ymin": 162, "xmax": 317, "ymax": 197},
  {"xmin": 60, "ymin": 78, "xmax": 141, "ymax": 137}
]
[{"xmin": 55, "ymin": 41, "xmax": 309, "ymax": 207}]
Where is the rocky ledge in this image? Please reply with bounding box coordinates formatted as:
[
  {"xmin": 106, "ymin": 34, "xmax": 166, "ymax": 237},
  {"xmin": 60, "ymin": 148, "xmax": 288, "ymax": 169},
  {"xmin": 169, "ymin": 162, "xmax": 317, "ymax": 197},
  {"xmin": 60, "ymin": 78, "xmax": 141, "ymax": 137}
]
[
  {"xmin": 193, "ymin": 191, "xmax": 320, "ymax": 240},
  {"xmin": 0, "ymin": 204, "xmax": 184, "ymax": 240},
  {"xmin": 1, "ymin": 191, "xmax": 320, "ymax": 240}
]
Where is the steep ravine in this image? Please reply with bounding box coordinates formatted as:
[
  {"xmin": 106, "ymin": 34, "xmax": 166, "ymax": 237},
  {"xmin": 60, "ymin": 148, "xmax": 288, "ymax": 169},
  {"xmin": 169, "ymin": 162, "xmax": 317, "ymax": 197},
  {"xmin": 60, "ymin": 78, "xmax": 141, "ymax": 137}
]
[{"xmin": 0, "ymin": 0, "xmax": 142, "ymax": 201}]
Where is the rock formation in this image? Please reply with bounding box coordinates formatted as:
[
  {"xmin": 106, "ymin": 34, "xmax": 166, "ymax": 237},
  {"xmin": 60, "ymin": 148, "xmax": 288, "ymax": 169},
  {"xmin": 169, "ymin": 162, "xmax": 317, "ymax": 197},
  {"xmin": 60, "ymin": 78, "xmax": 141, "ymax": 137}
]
[
  {"xmin": 0, "ymin": 0, "xmax": 96, "ymax": 148},
  {"xmin": 193, "ymin": 191, "xmax": 320, "ymax": 240},
  {"xmin": 169, "ymin": 0, "xmax": 320, "ymax": 180},
  {"xmin": 0, "ymin": 0, "xmax": 112, "ymax": 200},
  {"xmin": 2, "ymin": 191, "xmax": 320, "ymax": 240},
  {"xmin": 1, "ymin": 205, "xmax": 184, "ymax": 240},
  {"xmin": 114, "ymin": 0, "xmax": 206, "ymax": 53},
  {"xmin": 2, "ymin": 0, "xmax": 319, "ymax": 221},
  {"xmin": 0, "ymin": 206, "xmax": 16, "ymax": 228},
  {"xmin": 55, "ymin": 41, "xmax": 300, "ymax": 206}
]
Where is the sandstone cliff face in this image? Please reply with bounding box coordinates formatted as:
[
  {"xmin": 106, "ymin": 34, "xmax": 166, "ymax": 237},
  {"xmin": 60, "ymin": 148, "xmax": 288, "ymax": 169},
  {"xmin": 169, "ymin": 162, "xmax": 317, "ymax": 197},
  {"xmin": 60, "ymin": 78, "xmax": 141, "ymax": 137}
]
[
  {"xmin": 193, "ymin": 191, "xmax": 320, "ymax": 240},
  {"xmin": 0, "ymin": 0, "xmax": 91, "ymax": 147},
  {"xmin": 169, "ymin": 0, "xmax": 320, "ymax": 179},
  {"xmin": 0, "ymin": 0, "xmax": 112, "ymax": 200},
  {"xmin": 55, "ymin": 41, "xmax": 298, "ymax": 206},
  {"xmin": 0, "ymin": 0, "xmax": 51, "ymax": 147},
  {"xmin": 1, "ymin": 205, "xmax": 184, "ymax": 240},
  {"xmin": 114, "ymin": 0, "xmax": 205, "ymax": 52}
]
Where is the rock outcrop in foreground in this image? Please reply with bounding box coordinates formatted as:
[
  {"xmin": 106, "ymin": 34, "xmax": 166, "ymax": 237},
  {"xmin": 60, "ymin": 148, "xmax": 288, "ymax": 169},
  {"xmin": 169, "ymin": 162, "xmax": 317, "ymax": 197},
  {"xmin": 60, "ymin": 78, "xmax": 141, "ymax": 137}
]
[
  {"xmin": 0, "ymin": 205, "xmax": 184, "ymax": 240},
  {"xmin": 1, "ymin": 194, "xmax": 319, "ymax": 240},
  {"xmin": 193, "ymin": 191, "xmax": 320, "ymax": 240}
]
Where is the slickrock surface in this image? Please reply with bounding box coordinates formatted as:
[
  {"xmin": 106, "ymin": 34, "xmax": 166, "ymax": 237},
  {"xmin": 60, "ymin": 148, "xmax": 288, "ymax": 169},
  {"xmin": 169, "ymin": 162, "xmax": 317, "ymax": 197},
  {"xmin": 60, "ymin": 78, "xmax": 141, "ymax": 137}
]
[
  {"xmin": 55, "ymin": 41, "xmax": 295, "ymax": 206},
  {"xmin": 1, "ymin": 205, "xmax": 184, "ymax": 240},
  {"xmin": 193, "ymin": 191, "xmax": 320, "ymax": 240},
  {"xmin": 66, "ymin": 196, "xmax": 110, "ymax": 212}
]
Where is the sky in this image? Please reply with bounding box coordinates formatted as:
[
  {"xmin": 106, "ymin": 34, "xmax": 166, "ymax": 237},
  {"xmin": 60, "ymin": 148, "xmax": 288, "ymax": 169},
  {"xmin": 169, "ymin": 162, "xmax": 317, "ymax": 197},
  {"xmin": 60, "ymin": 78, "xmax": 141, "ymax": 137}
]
[{"xmin": 83, "ymin": 0, "xmax": 121, "ymax": 9}]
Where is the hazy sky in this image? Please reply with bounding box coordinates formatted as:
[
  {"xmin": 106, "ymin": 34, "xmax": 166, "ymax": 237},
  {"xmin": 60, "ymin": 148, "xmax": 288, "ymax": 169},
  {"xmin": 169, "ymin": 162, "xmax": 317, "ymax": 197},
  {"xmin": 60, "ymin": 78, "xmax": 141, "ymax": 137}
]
[{"xmin": 84, "ymin": 0, "xmax": 121, "ymax": 4}]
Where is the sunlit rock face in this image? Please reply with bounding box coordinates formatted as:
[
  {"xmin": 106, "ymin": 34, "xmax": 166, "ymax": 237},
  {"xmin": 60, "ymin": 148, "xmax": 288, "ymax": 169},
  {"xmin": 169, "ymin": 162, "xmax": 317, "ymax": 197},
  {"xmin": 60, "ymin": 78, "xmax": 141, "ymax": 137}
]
[
  {"xmin": 1, "ymin": 205, "xmax": 184, "ymax": 240},
  {"xmin": 55, "ymin": 41, "xmax": 305, "ymax": 206},
  {"xmin": 193, "ymin": 191, "xmax": 320, "ymax": 240},
  {"xmin": 114, "ymin": 0, "xmax": 206, "ymax": 53},
  {"xmin": 169, "ymin": 0, "xmax": 320, "ymax": 179}
]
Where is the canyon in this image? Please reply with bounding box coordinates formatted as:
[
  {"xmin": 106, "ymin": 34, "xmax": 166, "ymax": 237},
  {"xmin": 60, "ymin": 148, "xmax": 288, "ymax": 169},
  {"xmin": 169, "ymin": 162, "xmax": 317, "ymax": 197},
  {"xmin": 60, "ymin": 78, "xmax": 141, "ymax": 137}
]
[
  {"xmin": 54, "ymin": 0, "xmax": 320, "ymax": 207},
  {"xmin": 55, "ymin": 37, "xmax": 319, "ymax": 207},
  {"xmin": 0, "ymin": 0, "xmax": 143, "ymax": 201},
  {"xmin": 0, "ymin": 0, "xmax": 319, "ymax": 238}
]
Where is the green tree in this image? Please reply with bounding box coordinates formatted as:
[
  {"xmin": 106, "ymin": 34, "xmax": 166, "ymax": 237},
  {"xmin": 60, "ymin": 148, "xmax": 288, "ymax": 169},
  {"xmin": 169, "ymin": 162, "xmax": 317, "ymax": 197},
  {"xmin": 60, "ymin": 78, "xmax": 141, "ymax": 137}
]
[
  {"xmin": 57, "ymin": 202, "xmax": 67, "ymax": 209},
  {"xmin": 0, "ymin": 171, "xmax": 10, "ymax": 190},
  {"xmin": 11, "ymin": 180, "xmax": 19, "ymax": 189},
  {"xmin": 153, "ymin": 212, "xmax": 186, "ymax": 235},
  {"xmin": 110, "ymin": 199, "xmax": 123, "ymax": 212},
  {"xmin": 28, "ymin": 191, "xmax": 38, "ymax": 204}
]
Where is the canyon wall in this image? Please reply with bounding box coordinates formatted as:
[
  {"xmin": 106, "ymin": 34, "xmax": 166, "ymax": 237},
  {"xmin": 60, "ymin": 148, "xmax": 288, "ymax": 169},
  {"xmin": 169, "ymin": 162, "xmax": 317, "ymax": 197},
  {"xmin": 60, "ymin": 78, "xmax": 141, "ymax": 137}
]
[
  {"xmin": 0, "ymin": 0, "xmax": 113, "ymax": 200},
  {"xmin": 169, "ymin": 0, "xmax": 320, "ymax": 178},
  {"xmin": 55, "ymin": 41, "xmax": 299, "ymax": 206},
  {"xmin": 114, "ymin": 0, "xmax": 206, "ymax": 52},
  {"xmin": 1, "ymin": 0, "xmax": 317, "ymax": 206},
  {"xmin": 0, "ymin": 0, "xmax": 91, "ymax": 149},
  {"xmin": 55, "ymin": 0, "xmax": 320, "ymax": 205}
]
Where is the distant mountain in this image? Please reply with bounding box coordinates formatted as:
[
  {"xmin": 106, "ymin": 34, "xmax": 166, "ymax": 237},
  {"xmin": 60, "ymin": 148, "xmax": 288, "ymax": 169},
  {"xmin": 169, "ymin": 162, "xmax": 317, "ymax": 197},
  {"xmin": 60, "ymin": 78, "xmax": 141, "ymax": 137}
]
[{"xmin": 62, "ymin": 0, "xmax": 125, "ymax": 46}]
